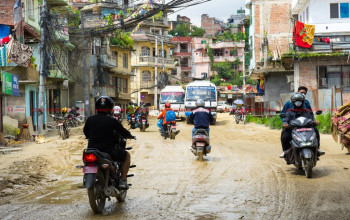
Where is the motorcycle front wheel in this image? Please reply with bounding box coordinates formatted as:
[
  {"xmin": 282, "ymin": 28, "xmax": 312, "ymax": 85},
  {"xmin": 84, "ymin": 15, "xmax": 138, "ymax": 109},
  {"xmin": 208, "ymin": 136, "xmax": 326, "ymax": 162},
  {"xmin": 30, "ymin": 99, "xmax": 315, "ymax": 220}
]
[
  {"xmin": 87, "ymin": 171, "xmax": 106, "ymax": 214},
  {"xmin": 304, "ymin": 158, "xmax": 313, "ymax": 178},
  {"xmin": 59, "ymin": 126, "xmax": 65, "ymax": 140}
]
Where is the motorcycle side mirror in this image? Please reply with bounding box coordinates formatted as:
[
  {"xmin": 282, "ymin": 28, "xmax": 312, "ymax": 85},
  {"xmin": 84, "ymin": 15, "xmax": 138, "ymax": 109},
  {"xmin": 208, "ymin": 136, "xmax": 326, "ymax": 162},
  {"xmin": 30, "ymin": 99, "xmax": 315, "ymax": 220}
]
[
  {"xmin": 51, "ymin": 115, "xmax": 55, "ymax": 117},
  {"xmin": 316, "ymin": 110, "xmax": 323, "ymax": 115},
  {"xmin": 280, "ymin": 113, "xmax": 286, "ymax": 118}
]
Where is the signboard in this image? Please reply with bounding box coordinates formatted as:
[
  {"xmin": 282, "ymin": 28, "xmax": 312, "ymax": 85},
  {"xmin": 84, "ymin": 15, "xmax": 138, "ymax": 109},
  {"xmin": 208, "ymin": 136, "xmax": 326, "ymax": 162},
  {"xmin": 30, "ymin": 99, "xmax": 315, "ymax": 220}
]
[
  {"xmin": 1, "ymin": 71, "xmax": 19, "ymax": 96},
  {"xmin": 12, "ymin": 74, "xmax": 19, "ymax": 96},
  {"xmin": 141, "ymin": 95, "xmax": 145, "ymax": 99},
  {"xmin": 2, "ymin": 71, "xmax": 12, "ymax": 95}
]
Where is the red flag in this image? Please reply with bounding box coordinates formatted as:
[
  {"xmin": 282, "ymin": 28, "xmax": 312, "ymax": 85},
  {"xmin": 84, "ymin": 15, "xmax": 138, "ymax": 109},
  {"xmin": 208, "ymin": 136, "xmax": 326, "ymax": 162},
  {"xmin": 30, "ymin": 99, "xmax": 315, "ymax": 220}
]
[{"xmin": 295, "ymin": 21, "xmax": 315, "ymax": 48}]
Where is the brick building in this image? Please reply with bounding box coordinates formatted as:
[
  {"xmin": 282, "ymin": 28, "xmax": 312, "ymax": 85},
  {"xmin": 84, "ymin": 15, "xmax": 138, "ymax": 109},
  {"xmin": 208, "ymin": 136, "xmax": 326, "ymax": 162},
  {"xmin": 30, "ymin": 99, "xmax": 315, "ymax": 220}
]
[
  {"xmin": 246, "ymin": 0, "xmax": 293, "ymax": 111},
  {"xmin": 201, "ymin": 14, "xmax": 225, "ymax": 37},
  {"xmin": 288, "ymin": 0, "xmax": 350, "ymax": 112},
  {"xmin": 169, "ymin": 14, "xmax": 191, "ymax": 31}
]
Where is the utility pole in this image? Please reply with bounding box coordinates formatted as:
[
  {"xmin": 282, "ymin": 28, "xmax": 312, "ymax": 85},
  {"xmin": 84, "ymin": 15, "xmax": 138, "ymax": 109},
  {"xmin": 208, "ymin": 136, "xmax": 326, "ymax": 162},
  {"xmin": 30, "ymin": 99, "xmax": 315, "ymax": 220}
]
[
  {"xmin": 38, "ymin": 0, "xmax": 48, "ymax": 134},
  {"xmin": 81, "ymin": 11, "xmax": 90, "ymax": 119},
  {"xmin": 161, "ymin": 35, "xmax": 165, "ymax": 74},
  {"xmin": 243, "ymin": 51, "xmax": 246, "ymax": 95},
  {"xmin": 154, "ymin": 36, "xmax": 158, "ymax": 110}
]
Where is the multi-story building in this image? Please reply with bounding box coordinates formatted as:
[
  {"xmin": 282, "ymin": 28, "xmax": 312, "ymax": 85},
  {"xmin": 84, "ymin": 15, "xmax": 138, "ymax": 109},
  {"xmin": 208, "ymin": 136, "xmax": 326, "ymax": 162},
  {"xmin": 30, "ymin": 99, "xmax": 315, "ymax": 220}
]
[
  {"xmin": 169, "ymin": 15, "xmax": 191, "ymax": 30},
  {"xmin": 130, "ymin": 8, "xmax": 175, "ymax": 107},
  {"xmin": 201, "ymin": 14, "xmax": 225, "ymax": 37},
  {"xmin": 172, "ymin": 36, "xmax": 192, "ymax": 83},
  {"xmin": 287, "ymin": 0, "xmax": 350, "ymax": 110},
  {"xmin": 227, "ymin": 8, "xmax": 246, "ymax": 34},
  {"xmin": 245, "ymin": 0, "xmax": 293, "ymax": 110},
  {"xmin": 192, "ymin": 38, "xmax": 244, "ymax": 79}
]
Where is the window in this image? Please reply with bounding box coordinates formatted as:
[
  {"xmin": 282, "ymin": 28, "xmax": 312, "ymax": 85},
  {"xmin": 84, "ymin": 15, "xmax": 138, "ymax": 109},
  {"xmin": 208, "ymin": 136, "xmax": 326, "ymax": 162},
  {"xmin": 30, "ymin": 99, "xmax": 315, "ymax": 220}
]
[
  {"xmin": 341, "ymin": 3, "xmax": 350, "ymax": 18},
  {"xmin": 27, "ymin": 0, "xmax": 34, "ymax": 18},
  {"xmin": 142, "ymin": 71, "xmax": 151, "ymax": 81},
  {"xmin": 113, "ymin": 51, "xmax": 118, "ymax": 67},
  {"xmin": 123, "ymin": 53, "xmax": 128, "ymax": 68},
  {"xmin": 159, "ymin": 49, "xmax": 167, "ymax": 58},
  {"xmin": 318, "ymin": 66, "xmax": 350, "ymax": 88},
  {"xmin": 123, "ymin": 78, "xmax": 128, "ymax": 93},
  {"xmin": 331, "ymin": 3, "xmax": 339, "ymax": 18},
  {"xmin": 150, "ymin": 28, "xmax": 161, "ymax": 35},
  {"xmin": 141, "ymin": 46, "xmax": 150, "ymax": 56}
]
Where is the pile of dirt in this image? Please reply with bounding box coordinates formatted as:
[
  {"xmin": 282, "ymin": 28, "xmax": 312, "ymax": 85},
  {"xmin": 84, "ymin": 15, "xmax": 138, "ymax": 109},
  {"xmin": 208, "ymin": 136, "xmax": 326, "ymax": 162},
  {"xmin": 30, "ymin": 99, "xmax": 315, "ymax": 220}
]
[{"xmin": 0, "ymin": 156, "xmax": 50, "ymax": 202}]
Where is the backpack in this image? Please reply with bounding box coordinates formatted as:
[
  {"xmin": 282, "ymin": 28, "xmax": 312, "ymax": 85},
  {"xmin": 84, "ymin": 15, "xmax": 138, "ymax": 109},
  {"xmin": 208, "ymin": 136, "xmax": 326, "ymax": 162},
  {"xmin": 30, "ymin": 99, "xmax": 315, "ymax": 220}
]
[{"xmin": 165, "ymin": 110, "xmax": 176, "ymax": 122}]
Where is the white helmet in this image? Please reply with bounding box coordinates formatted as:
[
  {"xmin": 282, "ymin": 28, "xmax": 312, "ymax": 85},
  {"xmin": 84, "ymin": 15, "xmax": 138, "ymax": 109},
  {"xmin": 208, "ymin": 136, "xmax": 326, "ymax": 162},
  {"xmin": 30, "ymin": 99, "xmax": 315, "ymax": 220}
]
[{"xmin": 196, "ymin": 99, "xmax": 205, "ymax": 107}]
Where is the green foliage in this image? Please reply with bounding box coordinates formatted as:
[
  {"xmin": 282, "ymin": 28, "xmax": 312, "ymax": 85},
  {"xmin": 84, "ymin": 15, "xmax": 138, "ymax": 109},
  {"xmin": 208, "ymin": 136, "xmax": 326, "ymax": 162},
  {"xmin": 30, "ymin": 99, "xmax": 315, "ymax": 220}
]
[
  {"xmin": 67, "ymin": 7, "xmax": 81, "ymax": 28},
  {"xmin": 316, "ymin": 112, "xmax": 332, "ymax": 134},
  {"xmin": 169, "ymin": 23, "xmax": 190, "ymax": 37},
  {"xmin": 214, "ymin": 30, "xmax": 245, "ymax": 42},
  {"xmin": 3, "ymin": 124, "xmax": 20, "ymax": 137},
  {"xmin": 246, "ymin": 116, "xmax": 283, "ymax": 130},
  {"xmin": 103, "ymin": 14, "xmax": 114, "ymax": 26},
  {"xmin": 282, "ymin": 51, "xmax": 349, "ymax": 59},
  {"xmin": 110, "ymin": 30, "xmax": 134, "ymax": 49},
  {"xmin": 191, "ymin": 26, "xmax": 205, "ymax": 37},
  {"xmin": 169, "ymin": 24, "xmax": 205, "ymax": 37}
]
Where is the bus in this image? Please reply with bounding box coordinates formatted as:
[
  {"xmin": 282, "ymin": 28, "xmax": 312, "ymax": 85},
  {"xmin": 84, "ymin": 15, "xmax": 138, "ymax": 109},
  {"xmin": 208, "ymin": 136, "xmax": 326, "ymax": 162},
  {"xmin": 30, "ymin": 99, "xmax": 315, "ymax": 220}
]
[
  {"xmin": 185, "ymin": 81, "xmax": 217, "ymax": 125},
  {"xmin": 159, "ymin": 86, "xmax": 186, "ymax": 120}
]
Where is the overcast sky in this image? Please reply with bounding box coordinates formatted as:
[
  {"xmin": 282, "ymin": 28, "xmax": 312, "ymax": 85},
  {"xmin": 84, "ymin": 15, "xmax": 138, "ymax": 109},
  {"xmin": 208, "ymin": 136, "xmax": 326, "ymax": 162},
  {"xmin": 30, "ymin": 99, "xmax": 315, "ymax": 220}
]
[{"xmin": 168, "ymin": 0, "xmax": 246, "ymax": 26}]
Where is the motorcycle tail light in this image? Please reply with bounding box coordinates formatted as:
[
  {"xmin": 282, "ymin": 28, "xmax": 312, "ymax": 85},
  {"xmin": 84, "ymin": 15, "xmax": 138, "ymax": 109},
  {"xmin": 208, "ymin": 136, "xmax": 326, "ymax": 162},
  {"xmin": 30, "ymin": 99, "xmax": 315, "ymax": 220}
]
[{"xmin": 83, "ymin": 153, "xmax": 98, "ymax": 162}]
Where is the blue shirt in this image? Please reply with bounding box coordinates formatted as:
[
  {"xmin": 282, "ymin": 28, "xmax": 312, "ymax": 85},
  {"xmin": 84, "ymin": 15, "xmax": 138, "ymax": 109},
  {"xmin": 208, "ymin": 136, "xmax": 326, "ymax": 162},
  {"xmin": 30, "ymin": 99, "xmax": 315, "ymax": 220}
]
[{"xmin": 281, "ymin": 100, "xmax": 312, "ymax": 122}]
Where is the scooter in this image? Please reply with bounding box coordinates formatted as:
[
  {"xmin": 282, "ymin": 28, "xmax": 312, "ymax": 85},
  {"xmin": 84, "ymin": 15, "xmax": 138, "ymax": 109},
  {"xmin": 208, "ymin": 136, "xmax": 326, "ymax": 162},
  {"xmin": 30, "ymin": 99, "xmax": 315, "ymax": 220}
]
[
  {"xmin": 281, "ymin": 110, "xmax": 322, "ymax": 178},
  {"xmin": 191, "ymin": 129, "xmax": 211, "ymax": 161},
  {"xmin": 138, "ymin": 114, "xmax": 149, "ymax": 132}
]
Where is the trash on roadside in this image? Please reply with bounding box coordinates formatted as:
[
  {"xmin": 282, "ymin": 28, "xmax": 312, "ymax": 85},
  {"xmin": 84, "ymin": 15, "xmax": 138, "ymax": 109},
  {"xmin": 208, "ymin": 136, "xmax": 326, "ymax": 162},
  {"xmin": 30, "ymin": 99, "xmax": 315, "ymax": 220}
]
[{"xmin": 35, "ymin": 135, "xmax": 53, "ymax": 144}]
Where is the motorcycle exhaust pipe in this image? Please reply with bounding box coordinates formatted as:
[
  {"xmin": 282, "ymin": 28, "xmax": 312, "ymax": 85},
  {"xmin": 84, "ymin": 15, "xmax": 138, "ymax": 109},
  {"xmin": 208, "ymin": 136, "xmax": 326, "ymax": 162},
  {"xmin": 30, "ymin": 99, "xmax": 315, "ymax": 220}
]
[{"xmin": 104, "ymin": 186, "xmax": 120, "ymax": 197}]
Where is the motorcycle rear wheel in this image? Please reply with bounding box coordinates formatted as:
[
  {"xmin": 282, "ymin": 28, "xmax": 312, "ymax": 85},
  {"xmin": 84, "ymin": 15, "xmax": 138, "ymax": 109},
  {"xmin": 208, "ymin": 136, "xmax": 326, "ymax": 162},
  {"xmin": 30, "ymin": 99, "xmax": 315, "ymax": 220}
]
[
  {"xmin": 142, "ymin": 124, "xmax": 146, "ymax": 132},
  {"xmin": 87, "ymin": 171, "xmax": 106, "ymax": 214},
  {"xmin": 198, "ymin": 151, "xmax": 204, "ymax": 161},
  {"xmin": 171, "ymin": 132, "xmax": 176, "ymax": 140},
  {"xmin": 60, "ymin": 127, "xmax": 65, "ymax": 140}
]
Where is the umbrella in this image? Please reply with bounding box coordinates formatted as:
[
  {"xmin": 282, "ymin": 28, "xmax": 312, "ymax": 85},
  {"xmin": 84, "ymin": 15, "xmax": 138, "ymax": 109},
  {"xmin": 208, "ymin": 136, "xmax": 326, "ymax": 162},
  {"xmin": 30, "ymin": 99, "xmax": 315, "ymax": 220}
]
[{"xmin": 233, "ymin": 99, "xmax": 244, "ymax": 105}]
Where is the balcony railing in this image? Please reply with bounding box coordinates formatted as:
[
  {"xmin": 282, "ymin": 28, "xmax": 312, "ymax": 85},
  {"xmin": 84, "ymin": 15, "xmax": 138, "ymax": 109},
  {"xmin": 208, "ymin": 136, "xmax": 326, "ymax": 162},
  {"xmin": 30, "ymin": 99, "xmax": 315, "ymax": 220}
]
[{"xmin": 138, "ymin": 56, "xmax": 175, "ymax": 67}]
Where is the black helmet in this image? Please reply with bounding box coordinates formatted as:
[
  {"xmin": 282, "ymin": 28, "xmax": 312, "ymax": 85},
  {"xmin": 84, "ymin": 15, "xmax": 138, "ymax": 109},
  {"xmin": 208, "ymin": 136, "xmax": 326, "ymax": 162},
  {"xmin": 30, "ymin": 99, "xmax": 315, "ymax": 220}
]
[
  {"xmin": 96, "ymin": 96, "xmax": 114, "ymax": 114},
  {"xmin": 129, "ymin": 101, "xmax": 133, "ymax": 105},
  {"xmin": 291, "ymin": 93, "xmax": 305, "ymax": 108}
]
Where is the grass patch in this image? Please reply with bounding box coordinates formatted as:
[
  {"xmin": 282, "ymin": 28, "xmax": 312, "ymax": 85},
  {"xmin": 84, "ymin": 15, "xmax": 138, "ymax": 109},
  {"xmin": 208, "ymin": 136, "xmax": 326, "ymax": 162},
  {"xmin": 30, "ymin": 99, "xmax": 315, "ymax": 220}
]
[
  {"xmin": 316, "ymin": 112, "xmax": 332, "ymax": 134},
  {"xmin": 246, "ymin": 115, "xmax": 282, "ymax": 130}
]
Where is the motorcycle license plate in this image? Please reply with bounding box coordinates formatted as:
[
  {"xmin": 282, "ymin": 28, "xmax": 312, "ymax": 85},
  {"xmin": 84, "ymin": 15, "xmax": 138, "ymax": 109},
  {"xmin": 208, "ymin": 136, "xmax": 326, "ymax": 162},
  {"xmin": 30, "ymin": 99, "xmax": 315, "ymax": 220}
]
[
  {"xmin": 142, "ymin": 119, "xmax": 146, "ymax": 122},
  {"xmin": 171, "ymin": 126, "xmax": 176, "ymax": 129},
  {"xmin": 296, "ymin": 128, "xmax": 312, "ymax": 132},
  {"xmin": 196, "ymin": 142, "xmax": 205, "ymax": 147},
  {"xmin": 83, "ymin": 166, "xmax": 98, "ymax": 174},
  {"xmin": 132, "ymin": 117, "xmax": 135, "ymax": 120},
  {"xmin": 58, "ymin": 123, "xmax": 63, "ymax": 126}
]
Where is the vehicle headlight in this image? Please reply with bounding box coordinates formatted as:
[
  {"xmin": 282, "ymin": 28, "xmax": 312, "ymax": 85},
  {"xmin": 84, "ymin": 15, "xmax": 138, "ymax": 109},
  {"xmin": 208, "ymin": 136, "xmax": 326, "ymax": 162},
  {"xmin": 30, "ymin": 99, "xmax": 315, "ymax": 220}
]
[
  {"xmin": 310, "ymin": 133, "xmax": 316, "ymax": 142},
  {"xmin": 293, "ymin": 134, "xmax": 303, "ymax": 142}
]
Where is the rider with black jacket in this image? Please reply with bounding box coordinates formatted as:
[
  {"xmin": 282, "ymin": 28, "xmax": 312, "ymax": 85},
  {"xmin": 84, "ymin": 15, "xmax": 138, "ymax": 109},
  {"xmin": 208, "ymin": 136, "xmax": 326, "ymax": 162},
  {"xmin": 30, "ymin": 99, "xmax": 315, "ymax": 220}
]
[{"xmin": 83, "ymin": 96, "xmax": 134, "ymax": 189}]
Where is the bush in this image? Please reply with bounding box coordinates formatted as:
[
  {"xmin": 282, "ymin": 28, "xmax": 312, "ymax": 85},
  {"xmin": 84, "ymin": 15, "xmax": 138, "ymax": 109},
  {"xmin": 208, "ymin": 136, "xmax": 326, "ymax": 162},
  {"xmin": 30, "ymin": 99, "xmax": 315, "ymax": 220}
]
[
  {"xmin": 267, "ymin": 116, "xmax": 283, "ymax": 130},
  {"xmin": 316, "ymin": 112, "xmax": 332, "ymax": 134},
  {"xmin": 245, "ymin": 115, "xmax": 282, "ymax": 130}
]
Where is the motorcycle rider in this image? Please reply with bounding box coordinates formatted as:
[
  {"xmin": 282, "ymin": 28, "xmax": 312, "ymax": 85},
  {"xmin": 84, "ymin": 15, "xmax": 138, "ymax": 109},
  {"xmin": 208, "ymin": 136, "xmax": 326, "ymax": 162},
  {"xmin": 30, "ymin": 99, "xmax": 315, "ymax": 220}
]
[
  {"xmin": 127, "ymin": 101, "xmax": 135, "ymax": 123},
  {"xmin": 281, "ymin": 93, "xmax": 324, "ymax": 158},
  {"xmin": 189, "ymin": 99, "xmax": 213, "ymax": 137},
  {"xmin": 157, "ymin": 102, "xmax": 179, "ymax": 135},
  {"xmin": 135, "ymin": 101, "xmax": 149, "ymax": 127},
  {"xmin": 83, "ymin": 96, "xmax": 134, "ymax": 189},
  {"xmin": 280, "ymin": 86, "xmax": 324, "ymax": 157},
  {"xmin": 113, "ymin": 103, "xmax": 122, "ymax": 119}
]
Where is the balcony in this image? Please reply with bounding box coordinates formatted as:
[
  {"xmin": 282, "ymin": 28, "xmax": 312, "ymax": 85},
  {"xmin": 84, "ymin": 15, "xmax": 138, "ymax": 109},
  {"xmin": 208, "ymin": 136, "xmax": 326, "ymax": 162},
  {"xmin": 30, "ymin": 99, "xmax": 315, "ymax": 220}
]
[
  {"xmin": 194, "ymin": 56, "xmax": 243, "ymax": 63},
  {"xmin": 173, "ymin": 50, "xmax": 191, "ymax": 56},
  {"xmin": 136, "ymin": 56, "xmax": 175, "ymax": 68},
  {"xmin": 181, "ymin": 66, "xmax": 192, "ymax": 71}
]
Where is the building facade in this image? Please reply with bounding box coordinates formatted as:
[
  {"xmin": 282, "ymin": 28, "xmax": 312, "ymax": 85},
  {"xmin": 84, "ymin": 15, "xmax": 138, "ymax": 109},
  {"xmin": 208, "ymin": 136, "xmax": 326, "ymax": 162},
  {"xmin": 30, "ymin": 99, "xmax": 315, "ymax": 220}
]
[
  {"xmin": 201, "ymin": 14, "xmax": 225, "ymax": 37},
  {"xmin": 172, "ymin": 36, "xmax": 192, "ymax": 83}
]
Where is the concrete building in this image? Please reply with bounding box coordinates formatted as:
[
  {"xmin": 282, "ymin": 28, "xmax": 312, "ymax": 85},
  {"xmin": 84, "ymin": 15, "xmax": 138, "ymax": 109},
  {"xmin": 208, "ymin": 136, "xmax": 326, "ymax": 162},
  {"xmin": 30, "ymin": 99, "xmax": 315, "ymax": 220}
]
[
  {"xmin": 172, "ymin": 36, "xmax": 192, "ymax": 83},
  {"xmin": 246, "ymin": 0, "xmax": 293, "ymax": 111},
  {"xmin": 286, "ymin": 0, "xmax": 350, "ymax": 111},
  {"xmin": 169, "ymin": 15, "xmax": 191, "ymax": 31},
  {"xmin": 192, "ymin": 38, "xmax": 244, "ymax": 79},
  {"xmin": 227, "ymin": 8, "xmax": 246, "ymax": 34},
  {"xmin": 201, "ymin": 14, "xmax": 225, "ymax": 37},
  {"xmin": 130, "ymin": 7, "xmax": 175, "ymax": 107}
]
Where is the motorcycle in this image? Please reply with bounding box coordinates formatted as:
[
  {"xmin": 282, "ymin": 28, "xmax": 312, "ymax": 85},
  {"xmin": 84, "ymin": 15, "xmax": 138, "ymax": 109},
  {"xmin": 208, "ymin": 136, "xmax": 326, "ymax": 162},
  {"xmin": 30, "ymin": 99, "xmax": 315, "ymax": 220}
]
[
  {"xmin": 52, "ymin": 115, "xmax": 69, "ymax": 140},
  {"xmin": 234, "ymin": 109, "xmax": 246, "ymax": 124},
  {"xmin": 191, "ymin": 129, "xmax": 211, "ymax": 161},
  {"xmin": 78, "ymin": 137, "xmax": 136, "ymax": 214},
  {"xmin": 67, "ymin": 113, "xmax": 79, "ymax": 127},
  {"xmin": 281, "ymin": 110, "xmax": 322, "ymax": 178},
  {"xmin": 129, "ymin": 113, "xmax": 137, "ymax": 129},
  {"xmin": 114, "ymin": 113, "xmax": 123, "ymax": 123},
  {"xmin": 162, "ymin": 121, "xmax": 177, "ymax": 139},
  {"xmin": 138, "ymin": 114, "xmax": 149, "ymax": 132}
]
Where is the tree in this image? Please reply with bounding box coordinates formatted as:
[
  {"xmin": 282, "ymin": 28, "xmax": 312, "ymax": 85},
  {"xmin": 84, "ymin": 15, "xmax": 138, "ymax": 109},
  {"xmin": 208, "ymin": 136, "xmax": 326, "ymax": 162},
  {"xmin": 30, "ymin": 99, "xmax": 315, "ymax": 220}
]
[
  {"xmin": 191, "ymin": 26, "xmax": 205, "ymax": 37},
  {"xmin": 110, "ymin": 30, "xmax": 134, "ymax": 49},
  {"xmin": 169, "ymin": 23, "xmax": 190, "ymax": 37}
]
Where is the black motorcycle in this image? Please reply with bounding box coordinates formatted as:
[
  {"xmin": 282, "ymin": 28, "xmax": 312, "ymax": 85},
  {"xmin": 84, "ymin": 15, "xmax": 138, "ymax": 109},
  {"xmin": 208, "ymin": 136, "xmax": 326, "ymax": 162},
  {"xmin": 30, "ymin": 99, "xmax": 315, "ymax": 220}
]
[
  {"xmin": 114, "ymin": 113, "xmax": 123, "ymax": 123},
  {"xmin": 138, "ymin": 114, "xmax": 149, "ymax": 132},
  {"xmin": 79, "ymin": 137, "xmax": 136, "ymax": 213},
  {"xmin": 281, "ymin": 110, "xmax": 322, "ymax": 178},
  {"xmin": 129, "ymin": 113, "xmax": 137, "ymax": 129},
  {"xmin": 162, "ymin": 121, "xmax": 178, "ymax": 140},
  {"xmin": 52, "ymin": 115, "xmax": 69, "ymax": 140}
]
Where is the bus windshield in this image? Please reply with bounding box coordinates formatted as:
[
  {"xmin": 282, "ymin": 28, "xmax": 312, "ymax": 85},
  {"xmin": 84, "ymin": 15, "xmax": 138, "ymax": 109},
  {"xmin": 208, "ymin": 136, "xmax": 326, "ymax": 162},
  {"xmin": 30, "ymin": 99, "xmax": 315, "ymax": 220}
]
[
  {"xmin": 161, "ymin": 92, "xmax": 184, "ymax": 104},
  {"xmin": 186, "ymin": 86, "xmax": 216, "ymax": 101}
]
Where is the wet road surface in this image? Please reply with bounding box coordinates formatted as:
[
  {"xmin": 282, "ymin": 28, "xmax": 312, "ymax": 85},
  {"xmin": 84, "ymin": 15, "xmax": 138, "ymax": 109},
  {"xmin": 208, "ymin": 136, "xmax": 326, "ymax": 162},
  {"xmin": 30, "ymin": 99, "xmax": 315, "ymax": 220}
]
[{"xmin": 0, "ymin": 113, "xmax": 349, "ymax": 219}]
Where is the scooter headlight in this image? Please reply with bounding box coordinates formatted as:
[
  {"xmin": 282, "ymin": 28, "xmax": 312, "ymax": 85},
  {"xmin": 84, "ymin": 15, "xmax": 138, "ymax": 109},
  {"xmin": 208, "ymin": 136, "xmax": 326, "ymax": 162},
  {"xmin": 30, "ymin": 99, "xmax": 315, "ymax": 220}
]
[
  {"xmin": 310, "ymin": 133, "xmax": 316, "ymax": 142},
  {"xmin": 293, "ymin": 134, "xmax": 303, "ymax": 143}
]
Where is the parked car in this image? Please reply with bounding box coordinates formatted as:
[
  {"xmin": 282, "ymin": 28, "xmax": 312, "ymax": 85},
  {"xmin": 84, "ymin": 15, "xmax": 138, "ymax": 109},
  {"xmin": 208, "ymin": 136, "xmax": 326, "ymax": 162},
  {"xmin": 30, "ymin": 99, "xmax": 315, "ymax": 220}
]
[{"xmin": 217, "ymin": 101, "xmax": 231, "ymax": 113}]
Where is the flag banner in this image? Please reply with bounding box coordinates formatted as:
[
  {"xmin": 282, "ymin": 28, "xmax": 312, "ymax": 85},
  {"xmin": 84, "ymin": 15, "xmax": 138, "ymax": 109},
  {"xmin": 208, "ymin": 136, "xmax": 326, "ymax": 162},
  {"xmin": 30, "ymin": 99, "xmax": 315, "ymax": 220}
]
[{"xmin": 295, "ymin": 21, "xmax": 315, "ymax": 48}]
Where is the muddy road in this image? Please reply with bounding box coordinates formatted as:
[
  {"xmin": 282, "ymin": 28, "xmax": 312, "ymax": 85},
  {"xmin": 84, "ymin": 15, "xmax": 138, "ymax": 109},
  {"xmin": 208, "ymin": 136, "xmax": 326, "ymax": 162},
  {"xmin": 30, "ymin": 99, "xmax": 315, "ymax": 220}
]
[{"xmin": 0, "ymin": 113, "xmax": 349, "ymax": 219}]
